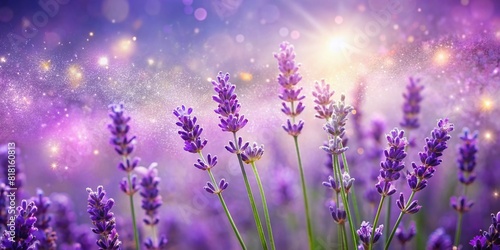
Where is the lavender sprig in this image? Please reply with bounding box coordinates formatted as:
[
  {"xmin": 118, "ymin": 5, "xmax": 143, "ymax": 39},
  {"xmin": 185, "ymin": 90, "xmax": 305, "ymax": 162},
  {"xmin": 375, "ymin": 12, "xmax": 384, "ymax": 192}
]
[
  {"xmin": 173, "ymin": 106, "xmax": 247, "ymax": 250},
  {"xmin": 211, "ymin": 72, "xmax": 270, "ymax": 250},
  {"xmin": 396, "ymin": 222, "xmax": 416, "ymax": 248},
  {"xmin": 385, "ymin": 119, "xmax": 454, "ymax": 250},
  {"xmin": 358, "ymin": 221, "xmax": 383, "ymax": 250},
  {"xmin": 274, "ymin": 41, "xmax": 313, "ymax": 249},
  {"xmin": 452, "ymin": 128, "xmax": 479, "ymax": 247},
  {"xmin": 137, "ymin": 163, "xmax": 168, "ymax": 249},
  {"xmin": 470, "ymin": 211, "xmax": 500, "ymax": 249},
  {"xmin": 32, "ymin": 189, "xmax": 57, "ymax": 250},
  {"xmin": 108, "ymin": 103, "xmax": 140, "ymax": 249},
  {"xmin": 0, "ymin": 200, "xmax": 38, "ymax": 250},
  {"xmin": 400, "ymin": 77, "xmax": 424, "ymax": 130},
  {"xmin": 369, "ymin": 129, "xmax": 408, "ymax": 250},
  {"xmin": 86, "ymin": 186, "xmax": 122, "ymax": 250}
]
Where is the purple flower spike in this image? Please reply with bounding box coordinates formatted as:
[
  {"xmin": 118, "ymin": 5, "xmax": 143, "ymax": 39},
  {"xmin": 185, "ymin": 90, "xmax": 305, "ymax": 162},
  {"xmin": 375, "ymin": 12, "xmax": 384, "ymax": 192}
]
[
  {"xmin": 357, "ymin": 221, "xmax": 383, "ymax": 248},
  {"xmin": 426, "ymin": 228, "xmax": 452, "ymax": 250},
  {"xmin": 211, "ymin": 72, "xmax": 248, "ymax": 133},
  {"xmin": 241, "ymin": 142, "xmax": 265, "ymax": 164},
  {"xmin": 375, "ymin": 128, "xmax": 408, "ymax": 197},
  {"xmin": 342, "ymin": 172, "xmax": 355, "ymax": 193},
  {"xmin": 0, "ymin": 200, "xmax": 38, "ymax": 250},
  {"xmin": 406, "ymin": 119, "xmax": 453, "ymax": 192},
  {"xmin": 173, "ymin": 106, "xmax": 208, "ymax": 153},
  {"xmin": 323, "ymin": 94, "xmax": 353, "ymax": 138},
  {"xmin": 397, "ymin": 193, "xmax": 421, "ymax": 214},
  {"xmin": 109, "ymin": 103, "xmax": 138, "ymax": 171},
  {"xmin": 31, "ymin": 189, "xmax": 58, "ymax": 250},
  {"xmin": 86, "ymin": 186, "xmax": 122, "ymax": 249},
  {"xmin": 312, "ymin": 79, "xmax": 335, "ymax": 120},
  {"xmin": 400, "ymin": 77, "xmax": 424, "ymax": 129},
  {"xmin": 396, "ymin": 221, "xmax": 416, "ymax": 246},
  {"xmin": 470, "ymin": 211, "xmax": 500, "ymax": 249},
  {"xmin": 450, "ymin": 196, "xmax": 474, "ymax": 213},
  {"xmin": 136, "ymin": 163, "xmax": 163, "ymax": 226},
  {"xmin": 457, "ymin": 128, "xmax": 479, "ymax": 185},
  {"xmin": 329, "ymin": 201, "xmax": 347, "ymax": 225},
  {"xmin": 375, "ymin": 179, "xmax": 396, "ymax": 197},
  {"xmin": 225, "ymin": 137, "xmax": 249, "ymax": 154},
  {"xmin": 274, "ymin": 42, "xmax": 306, "ymax": 136}
]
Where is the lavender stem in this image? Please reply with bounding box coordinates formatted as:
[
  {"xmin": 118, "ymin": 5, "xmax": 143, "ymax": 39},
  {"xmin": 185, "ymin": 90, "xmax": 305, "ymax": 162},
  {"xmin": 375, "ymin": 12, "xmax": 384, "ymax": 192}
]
[
  {"xmin": 293, "ymin": 135, "xmax": 314, "ymax": 249},
  {"xmin": 250, "ymin": 162, "xmax": 276, "ymax": 250},
  {"xmin": 340, "ymin": 149, "xmax": 361, "ymax": 225},
  {"xmin": 232, "ymin": 132, "xmax": 268, "ymax": 250},
  {"xmin": 385, "ymin": 190, "xmax": 417, "ymax": 250},
  {"xmin": 334, "ymin": 155, "xmax": 357, "ymax": 247},
  {"xmin": 123, "ymin": 157, "xmax": 140, "ymax": 250},
  {"xmin": 369, "ymin": 196, "xmax": 386, "ymax": 250}
]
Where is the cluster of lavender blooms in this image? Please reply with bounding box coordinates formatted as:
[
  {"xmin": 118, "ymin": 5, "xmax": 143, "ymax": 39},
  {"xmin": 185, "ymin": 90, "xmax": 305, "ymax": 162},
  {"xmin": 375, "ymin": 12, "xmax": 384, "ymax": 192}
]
[
  {"xmin": 470, "ymin": 212, "xmax": 500, "ymax": 249},
  {"xmin": 400, "ymin": 77, "xmax": 424, "ymax": 130},
  {"xmin": 86, "ymin": 186, "xmax": 121, "ymax": 249}
]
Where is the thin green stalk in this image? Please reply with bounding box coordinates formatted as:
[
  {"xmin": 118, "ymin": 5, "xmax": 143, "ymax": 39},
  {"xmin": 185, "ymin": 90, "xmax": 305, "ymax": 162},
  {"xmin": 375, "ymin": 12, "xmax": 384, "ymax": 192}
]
[
  {"xmin": 369, "ymin": 196, "xmax": 386, "ymax": 250},
  {"xmin": 341, "ymin": 224, "xmax": 349, "ymax": 250},
  {"xmin": 454, "ymin": 185, "xmax": 469, "ymax": 247},
  {"xmin": 340, "ymin": 150, "xmax": 361, "ymax": 226},
  {"xmin": 334, "ymin": 155, "xmax": 358, "ymax": 247},
  {"xmin": 385, "ymin": 191, "xmax": 417, "ymax": 250},
  {"xmin": 293, "ymin": 135, "xmax": 314, "ymax": 250},
  {"xmin": 250, "ymin": 162, "xmax": 276, "ymax": 250},
  {"xmin": 232, "ymin": 133, "xmax": 268, "ymax": 250},
  {"xmin": 206, "ymin": 168, "xmax": 248, "ymax": 250},
  {"xmin": 384, "ymin": 196, "xmax": 391, "ymax": 246},
  {"xmin": 454, "ymin": 212, "xmax": 463, "ymax": 247},
  {"xmin": 126, "ymin": 171, "xmax": 140, "ymax": 250}
]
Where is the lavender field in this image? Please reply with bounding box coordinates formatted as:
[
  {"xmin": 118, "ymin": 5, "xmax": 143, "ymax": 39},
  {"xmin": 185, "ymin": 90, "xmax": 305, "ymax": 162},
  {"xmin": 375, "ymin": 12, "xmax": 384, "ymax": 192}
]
[{"xmin": 0, "ymin": 0, "xmax": 499, "ymax": 249}]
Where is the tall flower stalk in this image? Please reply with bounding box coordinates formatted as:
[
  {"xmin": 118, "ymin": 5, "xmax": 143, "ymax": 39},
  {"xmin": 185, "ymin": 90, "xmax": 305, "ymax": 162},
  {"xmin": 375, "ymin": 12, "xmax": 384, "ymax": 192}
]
[
  {"xmin": 274, "ymin": 41, "xmax": 313, "ymax": 249},
  {"xmin": 452, "ymin": 128, "xmax": 478, "ymax": 247},
  {"xmin": 108, "ymin": 103, "xmax": 140, "ymax": 250},
  {"xmin": 369, "ymin": 129, "xmax": 408, "ymax": 250},
  {"xmin": 173, "ymin": 105, "xmax": 247, "ymax": 249},
  {"xmin": 385, "ymin": 119, "xmax": 454, "ymax": 249},
  {"xmin": 210, "ymin": 72, "xmax": 271, "ymax": 250},
  {"xmin": 321, "ymin": 94, "xmax": 358, "ymax": 247},
  {"xmin": 86, "ymin": 186, "xmax": 122, "ymax": 249},
  {"xmin": 137, "ymin": 163, "xmax": 168, "ymax": 249},
  {"xmin": 241, "ymin": 143, "xmax": 276, "ymax": 250}
]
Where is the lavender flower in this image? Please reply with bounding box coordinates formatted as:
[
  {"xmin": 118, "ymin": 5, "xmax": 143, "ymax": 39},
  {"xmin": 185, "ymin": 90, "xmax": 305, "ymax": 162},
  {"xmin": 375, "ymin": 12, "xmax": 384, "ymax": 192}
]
[
  {"xmin": 86, "ymin": 186, "xmax": 122, "ymax": 249},
  {"xmin": 322, "ymin": 175, "xmax": 340, "ymax": 194},
  {"xmin": 211, "ymin": 72, "xmax": 248, "ymax": 133},
  {"xmin": 400, "ymin": 77, "xmax": 424, "ymax": 129},
  {"xmin": 375, "ymin": 129, "xmax": 408, "ymax": 196},
  {"xmin": 32, "ymin": 189, "xmax": 57, "ymax": 250},
  {"xmin": 329, "ymin": 201, "xmax": 346, "ymax": 225},
  {"xmin": 357, "ymin": 221, "xmax": 383, "ymax": 248},
  {"xmin": 426, "ymin": 228, "xmax": 452, "ymax": 250},
  {"xmin": 470, "ymin": 211, "xmax": 500, "ymax": 249},
  {"xmin": 457, "ymin": 128, "xmax": 479, "ymax": 185},
  {"xmin": 0, "ymin": 200, "xmax": 38, "ymax": 250},
  {"xmin": 405, "ymin": 119, "xmax": 454, "ymax": 194},
  {"xmin": 396, "ymin": 192, "xmax": 421, "ymax": 214},
  {"xmin": 274, "ymin": 42, "xmax": 305, "ymax": 136},
  {"xmin": 396, "ymin": 222, "xmax": 416, "ymax": 246},
  {"xmin": 173, "ymin": 105, "xmax": 208, "ymax": 154},
  {"xmin": 324, "ymin": 94, "xmax": 354, "ymax": 139},
  {"xmin": 450, "ymin": 196, "xmax": 474, "ymax": 213},
  {"xmin": 241, "ymin": 143, "xmax": 264, "ymax": 164},
  {"xmin": 136, "ymin": 163, "xmax": 168, "ymax": 249},
  {"xmin": 108, "ymin": 103, "xmax": 140, "ymax": 170},
  {"xmin": 312, "ymin": 79, "xmax": 334, "ymax": 120}
]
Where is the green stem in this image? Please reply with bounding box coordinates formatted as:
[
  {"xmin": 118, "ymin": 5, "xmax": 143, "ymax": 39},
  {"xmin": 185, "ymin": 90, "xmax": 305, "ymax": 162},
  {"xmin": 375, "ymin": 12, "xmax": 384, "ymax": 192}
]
[
  {"xmin": 334, "ymin": 155, "xmax": 358, "ymax": 247},
  {"xmin": 384, "ymin": 196, "xmax": 391, "ymax": 246},
  {"xmin": 454, "ymin": 212, "xmax": 463, "ymax": 247},
  {"xmin": 251, "ymin": 162, "xmax": 276, "ymax": 250},
  {"xmin": 385, "ymin": 191, "xmax": 417, "ymax": 250},
  {"xmin": 232, "ymin": 133, "xmax": 268, "ymax": 250},
  {"xmin": 126, "ymin": 172, "xmax": 140, "ymax": 250},
  {"xmin": 369, "ymin": 196, "xmax": 386, "ymax": 250},
  {"xmin": 207, "ymin": 168, "xmax": 248, "ymax": 250},
  {"xmin": 293, "ymin": 135, "xmax": 314, "ymax": 250},
  {"xmin": 340, "ymin": 150, "xmax": 361, "ymax": 226},
  {"xmin": 341, "ymin": 224, "xmax": 349, "ymax": 250}
]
